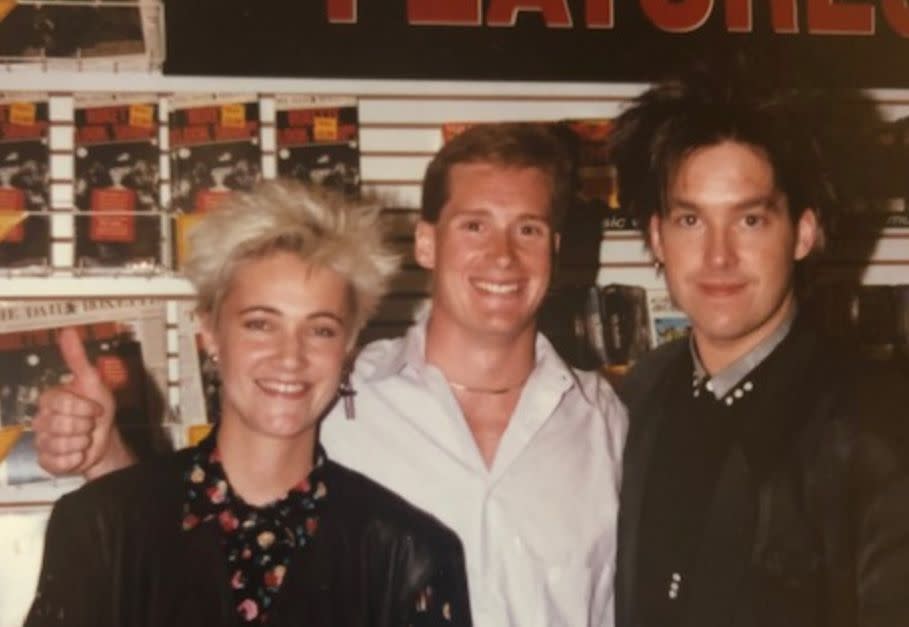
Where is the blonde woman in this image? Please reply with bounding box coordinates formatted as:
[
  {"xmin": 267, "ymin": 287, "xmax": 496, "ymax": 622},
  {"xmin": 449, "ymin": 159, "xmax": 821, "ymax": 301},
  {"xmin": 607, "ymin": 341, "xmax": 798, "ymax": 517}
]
[{"xmin": 27, "ymin": 181, "xmax": 471, "ymax": 627}]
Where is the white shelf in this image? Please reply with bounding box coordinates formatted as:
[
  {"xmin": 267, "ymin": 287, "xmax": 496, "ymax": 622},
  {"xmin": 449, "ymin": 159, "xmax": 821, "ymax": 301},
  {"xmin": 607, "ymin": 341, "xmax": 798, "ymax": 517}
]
[{"xmin": 0, "ymin": 275, "xmax": 195, "ymax": 299}]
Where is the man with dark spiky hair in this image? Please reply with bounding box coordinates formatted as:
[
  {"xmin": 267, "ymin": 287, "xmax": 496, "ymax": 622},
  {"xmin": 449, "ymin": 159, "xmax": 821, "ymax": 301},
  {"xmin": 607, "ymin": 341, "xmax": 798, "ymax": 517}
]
[{"xmin": 609, "ymin": 61, "xmax": 909, "ymax": 627}]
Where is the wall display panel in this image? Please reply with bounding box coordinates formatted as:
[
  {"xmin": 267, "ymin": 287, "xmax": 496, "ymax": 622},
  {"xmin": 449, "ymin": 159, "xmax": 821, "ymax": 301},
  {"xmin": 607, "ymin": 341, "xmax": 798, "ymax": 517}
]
[{"xmin": 0, "ymin": 81, "xmax": 903, "ymax": 331}]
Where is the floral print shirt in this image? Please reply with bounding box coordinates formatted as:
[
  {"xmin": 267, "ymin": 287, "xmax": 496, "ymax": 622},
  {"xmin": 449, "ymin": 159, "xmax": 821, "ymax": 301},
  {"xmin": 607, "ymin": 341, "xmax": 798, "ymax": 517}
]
[{"xmin": 181, "ymin": 433, "xmax": 327, "ymax": 624}]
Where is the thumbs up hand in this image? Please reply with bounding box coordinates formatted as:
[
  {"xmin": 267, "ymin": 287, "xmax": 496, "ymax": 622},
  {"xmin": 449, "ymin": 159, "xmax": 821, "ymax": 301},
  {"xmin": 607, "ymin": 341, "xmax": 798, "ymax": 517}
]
[{"xmin": 32, "ymin": 327, "xmax": 136, "ymax": 480}]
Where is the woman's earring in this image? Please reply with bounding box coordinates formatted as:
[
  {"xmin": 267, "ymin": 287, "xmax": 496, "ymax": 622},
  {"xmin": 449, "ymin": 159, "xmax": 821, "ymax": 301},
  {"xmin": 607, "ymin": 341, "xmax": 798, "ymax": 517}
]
[
  {"xmin": 654, "ymin": 260, "xmax": 664, "ymax": 276},
  {"xmin": 339, "ymin": 369, "xmax": 356, "ymax": 420}
]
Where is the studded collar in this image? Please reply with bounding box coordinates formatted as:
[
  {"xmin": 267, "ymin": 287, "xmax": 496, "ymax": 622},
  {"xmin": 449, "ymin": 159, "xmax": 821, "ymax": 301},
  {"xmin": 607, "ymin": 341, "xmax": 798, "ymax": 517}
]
[{"xmin": 690, "ymin": 308, "xmax": 796, "ymax": 404}]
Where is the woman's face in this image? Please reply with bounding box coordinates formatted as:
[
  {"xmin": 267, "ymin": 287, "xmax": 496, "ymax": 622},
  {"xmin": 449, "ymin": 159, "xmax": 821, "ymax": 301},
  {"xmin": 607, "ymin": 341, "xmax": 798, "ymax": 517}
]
[{"xmin": 201, "ymin": 251, "xmax": 353, "ymax": 443}]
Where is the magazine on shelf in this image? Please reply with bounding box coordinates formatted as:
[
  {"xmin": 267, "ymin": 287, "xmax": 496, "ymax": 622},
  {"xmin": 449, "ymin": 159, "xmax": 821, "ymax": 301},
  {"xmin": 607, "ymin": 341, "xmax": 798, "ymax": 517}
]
[
  {"xmin": 0, "ymin": 93, "xmax": 50, "ymax": 272},
  {"xmin": 0, "ymin": 0, "xmax": 165, "ymax": 71},
  {"xmin": 276, "ymin": 95, "xmax": 360, "ymax": 196},
  {"xmin": 74, "ymin": 94, "xmax": 163, "ymax": 271},
  {"xmin": 169, "ymin": 94, "xmax": 261, "ymax": 266},
  {"xmin": 0, "ymin": 298, "xmax": 170, "ymax": 502}
]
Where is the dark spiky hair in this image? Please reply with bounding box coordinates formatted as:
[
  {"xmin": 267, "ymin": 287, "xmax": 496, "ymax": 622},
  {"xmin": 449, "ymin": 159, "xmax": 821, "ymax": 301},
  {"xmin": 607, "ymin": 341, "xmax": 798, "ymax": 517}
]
[{"xmin": 607, "ymin": 55, "xmax": 844, "ymax": 252}]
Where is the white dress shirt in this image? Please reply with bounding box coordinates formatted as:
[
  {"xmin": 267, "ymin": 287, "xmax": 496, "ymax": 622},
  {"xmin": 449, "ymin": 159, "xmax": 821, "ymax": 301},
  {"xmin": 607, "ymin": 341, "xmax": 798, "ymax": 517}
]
[{"xmin": 321, "ymin": 316, "xmax": 628, "ymax": 627}]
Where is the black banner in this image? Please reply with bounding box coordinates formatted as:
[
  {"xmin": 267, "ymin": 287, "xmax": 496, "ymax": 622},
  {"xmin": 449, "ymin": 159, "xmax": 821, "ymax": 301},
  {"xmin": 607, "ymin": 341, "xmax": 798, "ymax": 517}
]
[{"xmin": 164, "ymin": 1, "xmax": 909, "ymax": 88}]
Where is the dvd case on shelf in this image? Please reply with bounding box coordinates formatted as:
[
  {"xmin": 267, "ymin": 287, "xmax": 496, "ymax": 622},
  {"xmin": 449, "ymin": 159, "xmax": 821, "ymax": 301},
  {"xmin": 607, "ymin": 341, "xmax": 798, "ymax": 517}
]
[
  {"xmin": 169, "ymin": 94, "xmax": 261, "ymax": 266},
  {"xmin": 73, "ymin": 94, "xmax": 163, "ymax": 271},
  {"xmin": 276, "ymin": 95, "xmax": 360, "ymax": 197},
  {"xmin": 0, "ymin": 94, "xmax": 50, "ymax": 272}
]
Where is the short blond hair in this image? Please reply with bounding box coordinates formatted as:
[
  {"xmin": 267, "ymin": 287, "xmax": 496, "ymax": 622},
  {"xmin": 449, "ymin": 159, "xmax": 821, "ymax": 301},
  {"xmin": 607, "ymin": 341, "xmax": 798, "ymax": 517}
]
[{"xmin": 183, "ymin": 180, "xmax": 399, "ymax": 336}]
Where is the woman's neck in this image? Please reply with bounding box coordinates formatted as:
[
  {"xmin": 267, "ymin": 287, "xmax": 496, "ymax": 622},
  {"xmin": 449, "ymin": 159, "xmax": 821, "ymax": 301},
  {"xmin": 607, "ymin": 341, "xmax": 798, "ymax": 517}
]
[{"xmin": 216, "ymin": 419, "xmax": 316, "ymax": 507}]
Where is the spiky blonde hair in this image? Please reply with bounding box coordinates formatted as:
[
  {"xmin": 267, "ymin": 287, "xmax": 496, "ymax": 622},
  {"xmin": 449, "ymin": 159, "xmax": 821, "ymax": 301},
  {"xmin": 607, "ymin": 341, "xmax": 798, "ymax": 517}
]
[{"xmin": 183, "ymin": 180, "xmax": 400, "ymax": 337}]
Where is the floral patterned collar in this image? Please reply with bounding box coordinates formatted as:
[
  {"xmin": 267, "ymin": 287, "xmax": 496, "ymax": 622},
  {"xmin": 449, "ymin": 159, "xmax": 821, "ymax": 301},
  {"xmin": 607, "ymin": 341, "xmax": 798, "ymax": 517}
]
[{"xmin": 181, "ymin": 429, "xmax": 328, "ymax": 624}]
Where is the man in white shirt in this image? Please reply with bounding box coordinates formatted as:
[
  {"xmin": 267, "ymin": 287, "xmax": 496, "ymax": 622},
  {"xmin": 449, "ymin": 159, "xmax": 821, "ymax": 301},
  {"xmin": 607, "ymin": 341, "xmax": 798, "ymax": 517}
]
[{"xmin": 34, "ymin": 123, "xmax": 628, "ymax": 627}]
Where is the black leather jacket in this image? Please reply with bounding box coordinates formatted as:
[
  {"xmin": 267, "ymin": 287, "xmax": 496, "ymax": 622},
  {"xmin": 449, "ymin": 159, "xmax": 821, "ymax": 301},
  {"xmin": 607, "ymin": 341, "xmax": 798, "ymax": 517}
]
[
  {"xmin": 26, "ymin": 448, "xmax": 472, "ymax": 627},
  {"xmin": 616, "ymin": 318, "xmax": 909, "ymax": 627}
]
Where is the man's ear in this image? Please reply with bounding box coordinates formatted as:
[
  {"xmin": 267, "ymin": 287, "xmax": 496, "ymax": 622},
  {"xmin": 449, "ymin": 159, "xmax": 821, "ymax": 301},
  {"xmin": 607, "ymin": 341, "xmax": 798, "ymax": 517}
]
[
  {"xmin": 794, "ymin": 208, "xmax": 822, "ymax": 260},
  {"xmin": 414, "ymin": 220, "xmax": 437, "ymax": 270},
  {"xmin": 648, "ymin": 214, "xmax": 665, "ymax": 264}
]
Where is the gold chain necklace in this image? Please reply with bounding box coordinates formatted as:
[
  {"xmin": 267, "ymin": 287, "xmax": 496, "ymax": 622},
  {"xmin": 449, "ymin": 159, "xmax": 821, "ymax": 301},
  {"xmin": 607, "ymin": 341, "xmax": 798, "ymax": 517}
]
[{"xmin": 447, "ymin": 372, "xmax": 530, "ymax": 395}]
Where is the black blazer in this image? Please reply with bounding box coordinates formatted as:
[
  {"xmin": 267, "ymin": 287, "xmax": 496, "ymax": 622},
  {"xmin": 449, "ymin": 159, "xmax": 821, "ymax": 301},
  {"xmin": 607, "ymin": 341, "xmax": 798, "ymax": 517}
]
[
  {"xmin": 616, "ymin": 320, "xmax": 909, "ymax": 627},
  {"xmin": 26, "ymin": 448, "xmax": 472, "ymax": 627}
]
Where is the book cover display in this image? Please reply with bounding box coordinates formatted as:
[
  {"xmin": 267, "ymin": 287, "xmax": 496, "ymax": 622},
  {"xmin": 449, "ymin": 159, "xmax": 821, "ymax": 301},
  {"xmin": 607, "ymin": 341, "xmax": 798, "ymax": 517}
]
[
  {"xmin": 169, "ymin": 94, "xmax": 261, "ymax": 266},
  {"xmin": 74, "ymin": 94, "xmax": 163, "ymax": 270},
  {"xmin": 276, "ymin": 95, "xmax": 360, "ymax": 197},
  {"xmin": 0, "ymin": 93, "xmax": 50, "ymax": 271}
]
